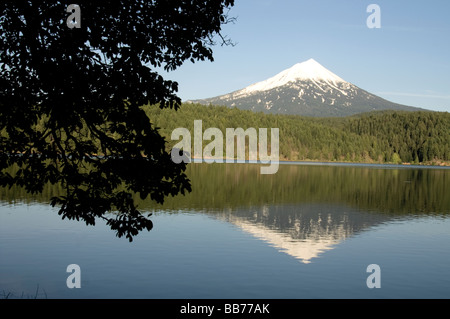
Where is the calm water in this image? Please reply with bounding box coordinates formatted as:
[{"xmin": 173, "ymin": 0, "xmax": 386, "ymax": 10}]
[{"xmin": 1, "ymin": 163, "xmax": 449, "ymax": 299}]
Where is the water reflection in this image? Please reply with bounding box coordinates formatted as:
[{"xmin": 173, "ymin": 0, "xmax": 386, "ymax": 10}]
[
  {"xmin": 3, "ymin": 163, "xmax": 449, "ymax": 212},
  {"xmin": 1, "ymin": 163, "xmax": 449, "ymax": 250},
  {"xmin": 213, "ymin": 204, "xmax": 394, "ymax": 263},
  {"xmin": 2, "ymin": 163, "xmax": 450, "ymax": 299}
]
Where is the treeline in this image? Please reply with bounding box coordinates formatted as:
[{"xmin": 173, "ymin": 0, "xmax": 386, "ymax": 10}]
[
  {"xmin": 4, "ymin": 103, "xmax": 449, "ymax": 165},
  {"xmin": 143, "ymin": 103, "xmax": 450, "ymax": 165},
  {"xmin": 346, "ymin": 111, "xmax": 449, "ymax": 163}
]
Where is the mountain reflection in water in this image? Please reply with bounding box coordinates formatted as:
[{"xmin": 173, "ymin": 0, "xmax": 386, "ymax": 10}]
[
  {"xmin": 213, "ymin": 204, "xmax": 397, "ymax": 263},
  {"xmin": 2, "ymin": 162, "xmax": 449, "ymax": 260}
]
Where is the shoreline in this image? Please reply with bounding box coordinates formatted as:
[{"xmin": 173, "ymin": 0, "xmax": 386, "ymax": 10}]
[{"xmin": 189, "ymin": 157, "xmax": 450, "ymax": 169}]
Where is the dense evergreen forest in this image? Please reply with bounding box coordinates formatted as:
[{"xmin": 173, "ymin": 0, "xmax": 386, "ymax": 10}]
[
  {"xmin": 3, "ymin": 103, "xmax": 449, "ymax": 165},
  {"xmin": 144, "ymin": 103, "xmax": 450, "ymax": 165}
]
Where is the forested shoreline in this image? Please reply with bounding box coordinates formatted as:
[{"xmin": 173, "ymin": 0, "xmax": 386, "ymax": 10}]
[
  {"xmin": 3, "ymin": 103, "xmax": 449, "ymax": 166},
  {"xmin": 144, "ymin": 103, "xmax": 450, "ymax": 166}
]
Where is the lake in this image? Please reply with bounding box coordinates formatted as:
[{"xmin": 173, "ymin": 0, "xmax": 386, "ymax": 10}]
[{"xmin": 1, "ymin": 162, "xmax": 450, "ymax": 299}]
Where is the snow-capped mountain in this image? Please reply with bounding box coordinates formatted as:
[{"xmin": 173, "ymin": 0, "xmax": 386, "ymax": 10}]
[{"xmin": 187, "ymin": 58, "xmax": 423, "ymax": 117}]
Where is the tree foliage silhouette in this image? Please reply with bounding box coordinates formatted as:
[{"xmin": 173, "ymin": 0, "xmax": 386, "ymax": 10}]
[{"xmin": 0, "ymin": 0, "xmax": 235, "ymax": 241}]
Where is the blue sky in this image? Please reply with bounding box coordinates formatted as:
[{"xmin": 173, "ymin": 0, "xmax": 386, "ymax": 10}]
[{"xmin": 164, "ymin": 0, "xmax": 450, "ymax": 112}]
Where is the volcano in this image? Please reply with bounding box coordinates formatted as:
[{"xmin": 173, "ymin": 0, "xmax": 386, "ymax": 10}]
[{"xmin": 187, "ymin": 58, "xmax": 423, "ymax": 117}]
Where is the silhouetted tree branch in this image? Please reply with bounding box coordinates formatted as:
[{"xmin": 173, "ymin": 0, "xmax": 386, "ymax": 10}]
[{"xmin": 0, "ymin": 0, "xmax": 235, "ymax": 241}]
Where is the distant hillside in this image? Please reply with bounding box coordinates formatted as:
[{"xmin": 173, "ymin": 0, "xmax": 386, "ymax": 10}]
[
  {"xmin": 144, "ymin": 103, "xmax": 450, "ymax": 165},
  {"xmin": 187, "ymin": 59, "xmax": 425, "ymax": 117}
]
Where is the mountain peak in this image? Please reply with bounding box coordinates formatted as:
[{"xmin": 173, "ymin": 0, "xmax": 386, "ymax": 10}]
[
  {"xmin": 242, "ymin": 58, "xmax": 346, "ymax": 94},
  {"xmin": 188, "ymin": 58, "xmax": 423, "ymax": 117}
]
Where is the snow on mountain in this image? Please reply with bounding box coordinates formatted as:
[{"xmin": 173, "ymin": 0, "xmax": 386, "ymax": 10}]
[
  {"xmin": 187, "ymin": 58, "xmax": 424, "ymax": 117},
  {"xmin": 243, "ymin": 58, "xmax": 345, "ymax": 94}
]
